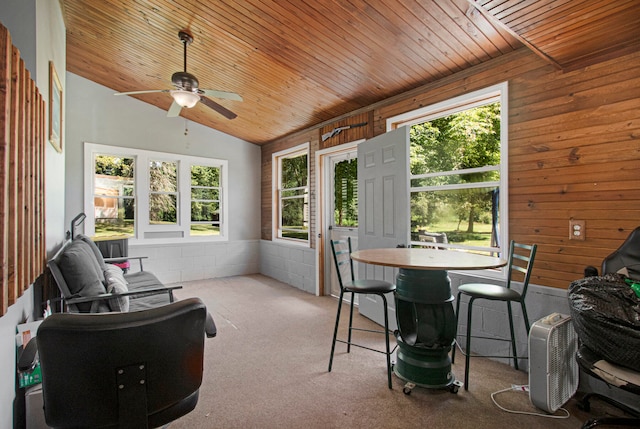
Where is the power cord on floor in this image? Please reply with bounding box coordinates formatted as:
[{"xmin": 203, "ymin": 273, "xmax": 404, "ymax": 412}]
[{"xmin": 490, "ymin": 385, "xmax": 571, "ymax": 419}]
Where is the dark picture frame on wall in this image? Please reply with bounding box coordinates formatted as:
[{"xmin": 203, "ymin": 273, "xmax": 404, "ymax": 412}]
[{"xmin": 49, "ymin": 61, "xmax": 63, "ymax": 153}]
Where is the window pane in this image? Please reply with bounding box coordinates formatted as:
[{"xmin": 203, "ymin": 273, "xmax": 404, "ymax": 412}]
[
  {"xmin": 281, "ymin": 196, "xmax": 307, "ymax": 237},
  {"xmin": 192, "ymin": 188, "xmax": 219, "ymax": 200},
  {"xmin": 149, "ymin": 161, "xmax": 177, "ymax": 192},
  {"xmin": 191, "ymin": 165, "xmax": 220, "ymax": 187},
  {"xmin": 149, "ymin": 160, "xmax": 178, "ymax": 225},
  {"xmin": 281, "ymin": 230, "xmax": 309, "ymax": 240},
  {"xmin": 281, "ymin": 154, "xmax": 307, "ymax": 188},
  {"xmin": 190, "ymin": 165, "xmax": 221, "ymax": 236},
  {"xmin": 411, "ymin": 187, "xmax": 498, "ymax": 248},
  {"xmin": 281, "ymin": 188, "xmax": 306, "ymax": 198},
  {"xmin": 94, "ymin": 156, "xmax": 134, "ymax": 195},
  {"xmin": 334, "ymin": 158, "xmax": 358, "ymax": 227},
  {"xmin": 94, "ymin": 155, "xmax": 135, "ymax": 237},
  {"xmin": 410, "ymin": 103, "xmax": 501, "ymax": 176},
  {"xmin": 190, "ymin": 224, "xmax": 220, "ymax": 236},
  {"xmin": 191, "ymin": 201, "xmax": 219, "ymax": 222},
  {"xmin": 149, "ymin": 194, "xmax": 177, "ymax": 224},
  {"xmin": 94, "ymin": 197, "xmax": 135, "ymax": 237},
  {"xmin": 409, "ymin": 101, "xmax": 502, "ymax": 252},
  {"xmin": 95, "ymin": 155, "xmax": 134, "ymax": 178}
]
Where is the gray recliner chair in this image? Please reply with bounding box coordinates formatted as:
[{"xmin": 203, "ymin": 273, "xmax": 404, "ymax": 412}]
[{"xmin": 34, "ymin": 297, "xmax": 208, "ymax": 429}]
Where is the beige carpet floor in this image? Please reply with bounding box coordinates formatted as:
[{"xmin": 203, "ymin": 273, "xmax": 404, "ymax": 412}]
[{"xmin": 168, "ymin": 274, "xmax": 617, "ymax": 429}]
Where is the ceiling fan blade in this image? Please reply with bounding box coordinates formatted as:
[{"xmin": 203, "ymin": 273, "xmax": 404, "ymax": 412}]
[
  {"xmin": 167, "ymin": 100, "xmax": 183, "ymax": 117},
  {"xmin": 199, "ymin": 89, "xmax": 243, "ymax": 102},
  {"xmin": 115, "ymin": 89, "xmax": 170, "ymax": 96},
  {"xmin": 199, "ymin": 96, "xmax": 238, "ymax": 120}
]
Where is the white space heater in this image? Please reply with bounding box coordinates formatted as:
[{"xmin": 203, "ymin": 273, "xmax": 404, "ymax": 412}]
[{"xmin": 528, "ymin": 313, "xmax": 579, "ymax": 413}]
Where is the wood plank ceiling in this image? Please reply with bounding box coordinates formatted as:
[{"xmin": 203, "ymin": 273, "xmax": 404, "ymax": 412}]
[{"xmin": 60, "ymin": 0, "xmax": 640, "ymax": 145}]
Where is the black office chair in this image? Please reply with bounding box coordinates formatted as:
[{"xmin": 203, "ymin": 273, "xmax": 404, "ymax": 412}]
[
  {"xmin": 600, "ymin": 226, "xmax": 640, "ymax": 279},
  {"xmin": 328, "ymin": 237, "xmax": 396, "ymax": 389},
  {"xmin": 452, "ymin": 240, "xmax": 537, "ymax": 390},
  {"xmin": 575, "ymin": 344, "xmax": 640, "ymax": 428},
  {"xmin": 36, "ymin": 298, "xmax": 207, "ymax": 429},
  {"xmin": 569, "ymin": 227, "xmax": 640, "ymax": 428}
]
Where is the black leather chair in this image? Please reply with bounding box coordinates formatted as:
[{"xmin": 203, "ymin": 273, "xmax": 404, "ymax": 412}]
[
  {"xmin": 36, "ymin": 297, "xmax": 207, "ymax": 429},
  {"xmin": 327, "ymin": 237, "xmax": 396, "ymax": 389},
  {"xmin": 570, "ymin": 226, "xmax": 640, "ymax": 428}
]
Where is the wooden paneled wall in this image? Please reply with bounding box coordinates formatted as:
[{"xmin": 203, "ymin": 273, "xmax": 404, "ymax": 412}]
[
  {"xmin": 0, "ymin": 24, "xmax": 46, "ymax": 316},
  {"xmin": 261, "ymin": 47, "xmax": 640, "ymax": 290},
  {"xmin": 319, "ymin": 112, "xmax": 373, "ymax": 150}
]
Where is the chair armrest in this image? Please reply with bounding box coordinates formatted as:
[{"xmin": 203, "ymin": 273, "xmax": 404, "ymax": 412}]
[
  {"xmin": 105, "ymin": 256, "xmax": 148, "ymax": 271},
  {"xmin": 65, "ymin": 285, "xmax": 183, "ymax": 306},
  {"xmin": 18, "ymin": 337, "xmax": 39, "ymax": 372},
  {"xmin": 205, "ymin": 312, "xmax": 217, "ymax": 338}
]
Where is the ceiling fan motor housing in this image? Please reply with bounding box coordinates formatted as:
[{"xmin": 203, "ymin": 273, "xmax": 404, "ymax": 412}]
[{"xmin": 171, "ymin": 71, "xmax": 199, "ymax": 91}]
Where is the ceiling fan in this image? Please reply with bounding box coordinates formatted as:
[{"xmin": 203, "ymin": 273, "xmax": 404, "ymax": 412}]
[{"xmin": 115, "ymin": 30, "xmax": 242, "ymax": 119}]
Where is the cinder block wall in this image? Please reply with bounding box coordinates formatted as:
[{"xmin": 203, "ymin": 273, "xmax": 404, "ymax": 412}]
[
  {"xmin": 260, "ymin": 240, "xmax": 316, "ymax": 294},
  {"xmin": 129, "ymin": 240, "xmax": 260, "ymax": 284}
]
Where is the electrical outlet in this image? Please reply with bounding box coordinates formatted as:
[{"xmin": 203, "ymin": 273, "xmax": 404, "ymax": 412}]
[{"xmin": 569, "ymin": 219, "xmax": 585, "ymax": 241}]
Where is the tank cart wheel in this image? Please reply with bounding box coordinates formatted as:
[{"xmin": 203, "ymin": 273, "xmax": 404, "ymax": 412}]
[
  {"xmin": 403, "ymin": 382, "xmax": 416, "ymax": 395},
  {"xmin": 449, "ymin": 380, "xmax": 463, "ymax": 394}
]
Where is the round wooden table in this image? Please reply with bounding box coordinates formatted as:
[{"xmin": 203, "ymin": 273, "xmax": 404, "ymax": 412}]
[{"xmin": 350, "ymin": 247, "xmax": 506, "ymax": 393}]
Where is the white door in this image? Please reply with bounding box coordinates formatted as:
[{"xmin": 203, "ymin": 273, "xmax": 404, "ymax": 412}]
[{"xmin": 357, "ymin": 126, "xmax": 410, "ymax": 328}]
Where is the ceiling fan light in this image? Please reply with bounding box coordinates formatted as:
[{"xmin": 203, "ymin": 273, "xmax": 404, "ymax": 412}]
[{"xmin": 170, "ymin": 90, "xmax": 200, "ymax": 108}]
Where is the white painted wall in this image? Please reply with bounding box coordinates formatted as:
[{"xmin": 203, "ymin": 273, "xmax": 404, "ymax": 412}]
[
  {"xmin": 0, "ymin": 0, "xmax": 36, "ymax": 74},
  {"xmin": 0, "ymin": 0, "xmax": 67, "ymax": 427},
  {"xmin": 38, "ymin": 2, "xmax": 67, "ymax": 256}
]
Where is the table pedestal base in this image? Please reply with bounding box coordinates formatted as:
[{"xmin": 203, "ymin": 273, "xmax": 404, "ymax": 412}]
[
  {"xmin": 393, "ymin": 334, "xmax": 456, "ymax": 389},
  {"xmin": 394, "ymin": 268, "xmax": 460, "ymax": 393}
]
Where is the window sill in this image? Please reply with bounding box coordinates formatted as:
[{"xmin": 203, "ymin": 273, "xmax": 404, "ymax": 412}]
[{"xmin": 128, "ymin": 235, "xmax": 228, "ymax": 246}]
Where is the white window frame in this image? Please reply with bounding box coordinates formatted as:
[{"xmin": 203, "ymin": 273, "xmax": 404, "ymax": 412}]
[
  {"xmin": 189, "ymin": 163, "xmax": 224, "ymax": 236},
  {"xmin": 386, "ymin": 82, "xmax": 509, "ymax": 277},
  {"xmin": 84, "ymin": 142, "xmax": 229, "ymax": 244},
  {"xmin": 272, "ymin": 142, "xmax": 310, "ymax": 247}
]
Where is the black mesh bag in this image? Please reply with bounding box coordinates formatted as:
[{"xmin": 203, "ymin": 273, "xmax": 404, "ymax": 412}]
[{"xmin": 568, "ymin": 273, "xmax": 640, "ymax": 371}]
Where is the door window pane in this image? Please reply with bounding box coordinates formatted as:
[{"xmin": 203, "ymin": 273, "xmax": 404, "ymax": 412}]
[{"xmin": 333, "ymin": 158, "xmax": 358, "ymax": 227}]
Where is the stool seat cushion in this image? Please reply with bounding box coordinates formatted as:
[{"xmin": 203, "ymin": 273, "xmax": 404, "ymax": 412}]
[{"xmin": 345, "ymin": 279, "xmax": 395, "ymax": 294}]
